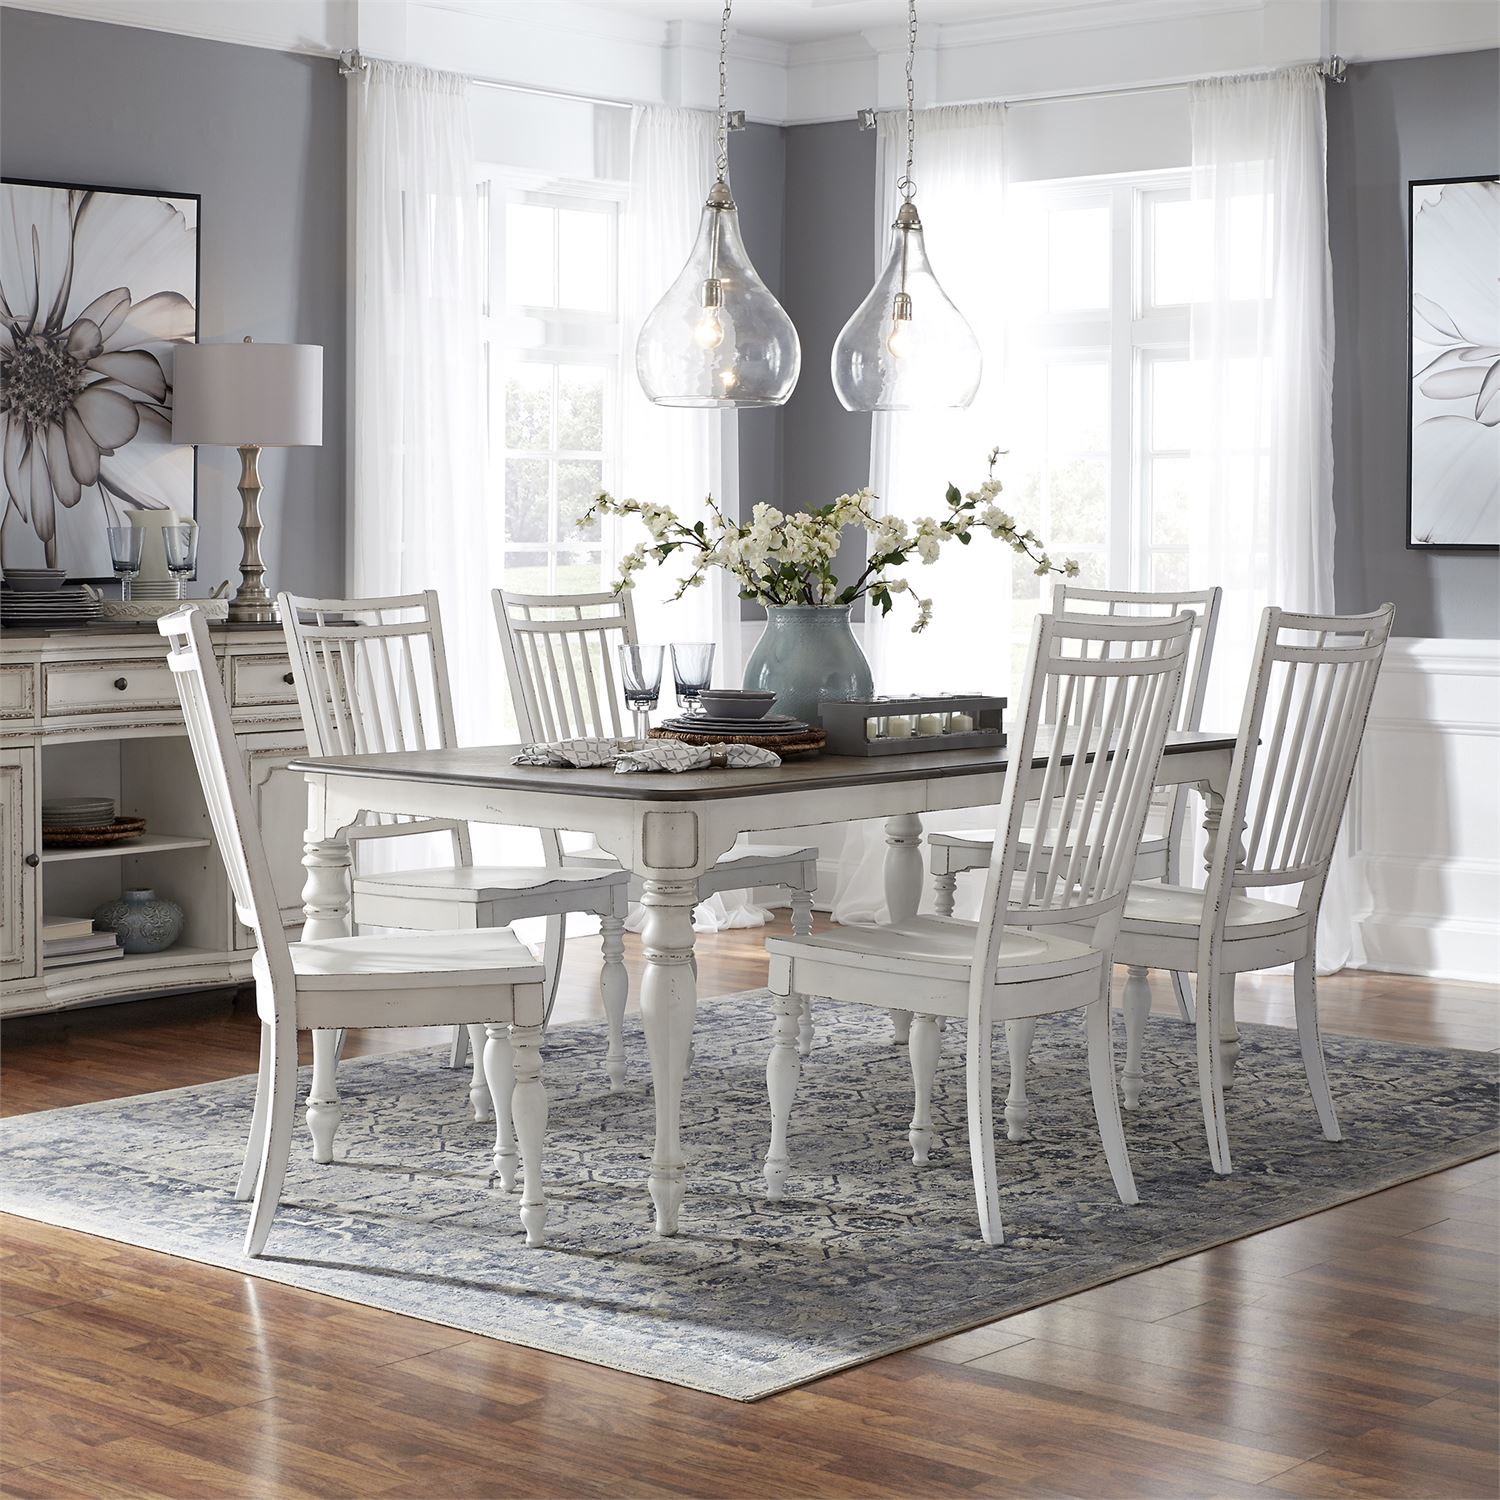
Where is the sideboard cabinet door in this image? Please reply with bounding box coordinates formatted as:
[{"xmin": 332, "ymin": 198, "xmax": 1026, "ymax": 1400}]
[
  {"xmin": 0, "ymin": 748, "xmax": 40, "ymax": 983},
  {"xmin": 236, "ymin": 732, "xmax": 311, "ymax": 949}
]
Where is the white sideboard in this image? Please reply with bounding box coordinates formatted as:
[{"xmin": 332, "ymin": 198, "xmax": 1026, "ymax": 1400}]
[{"xmin": 1, "ymin": 621, "xmax": 309, "ymax": 1018}]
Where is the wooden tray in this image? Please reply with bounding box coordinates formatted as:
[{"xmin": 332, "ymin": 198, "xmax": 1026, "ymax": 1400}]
[
  {"xmin": 649, "ymin": 726, "xmax": 826, "ymax": 759},
  {"xmin": 42, "ymin": 816, "xmax": 147, "ymax": 848}
]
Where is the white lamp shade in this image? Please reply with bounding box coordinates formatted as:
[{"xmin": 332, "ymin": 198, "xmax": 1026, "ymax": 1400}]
[{"xmin": 172, "ymin": 340, "xmax": 324, "ymax": 447}]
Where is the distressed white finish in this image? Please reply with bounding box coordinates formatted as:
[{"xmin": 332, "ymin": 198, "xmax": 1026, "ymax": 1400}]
[
  {"xmin": 766, "ymin": 611, "xmax": 1195, "ymax": 1242},
  {"xmin": 158, "ymin": 607, "xmax": 553, "ymax": 1255},
  {"xmin": 279, "ymin": 590, "xmax": 630, "ymax": 1095},
  {"xmin": 929, "ymin": 584, "xmax": 1222, "ymax": 1025},
  {"xmin": 1060, "ymin": 604, "xmax": 1397, "ymax": 1176},
  {"xmin": 493, "ymin": 586, "xmax": 819, "ymax": 1072}
]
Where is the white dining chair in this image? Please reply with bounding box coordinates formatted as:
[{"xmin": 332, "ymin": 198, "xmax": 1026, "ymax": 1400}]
[
  {"xmin": 279, "ymin": 591, "xmax": 629, "ymax": 1117},
  {"xmin": 928, "ymin": 584, "xmax": 1222, "ymax": 1030},
  {"xmin": 160, "ymin": 607, "xmax": 553, "ymax": 1256},
  {"xmin": 1055, "ymin": 602, "xmax": 1396, "ymax": 1177},
  {"xmin": 493, "ymin": 587, "xmax": 821, "ymax": 1080},
  {"xmin": 764, "ymin": 609, "xmax": 1194, "ymax": 1243}
]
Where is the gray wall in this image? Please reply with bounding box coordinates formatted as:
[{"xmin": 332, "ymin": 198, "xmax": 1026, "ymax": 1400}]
[
  {"xmin": 0, "ymin": 7, "xmax": 347, "ymax": 599},
  {"xmin": 1327, "ymin": 50, "xmax": 1500, "ymax": 638}
]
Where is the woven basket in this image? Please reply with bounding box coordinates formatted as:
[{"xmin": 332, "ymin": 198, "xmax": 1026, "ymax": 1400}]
[
  {"xmin": 649, "ymin": 726, "xmax": 826, "ymax": 759},
  {"xmin": 42, "ymin": 816, "xmax": 147, "ymax": 849}
]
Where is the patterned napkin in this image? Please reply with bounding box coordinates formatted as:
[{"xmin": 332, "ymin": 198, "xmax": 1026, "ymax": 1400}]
[{"xmin": 513, "ymin": 736, "xmax": 781, "ymax": 773}]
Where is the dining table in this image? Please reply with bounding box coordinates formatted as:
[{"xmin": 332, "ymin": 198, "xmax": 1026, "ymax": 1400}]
[{"xmin": 290, "ymin": 730, "xmax": 1237, "ymax": 1236}]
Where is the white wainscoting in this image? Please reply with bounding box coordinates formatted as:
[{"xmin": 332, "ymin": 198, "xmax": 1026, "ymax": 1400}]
[{"xmin": 1352, "ymin": 636, "xmax": 1500, "ymax": 983}]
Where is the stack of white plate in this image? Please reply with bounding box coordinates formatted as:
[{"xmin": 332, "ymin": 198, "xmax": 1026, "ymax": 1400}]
[
  {"xmin": 660, "ymin": 713, "xmax": 809, "ymax": 736},
  {"xmin": 1, "ymin": 584, "xmax": 103, "ymax": 630},
  {"xmin": 42, "ymin": 796, "xmax": 117, "ymax": 828},
  {"xmin": 130, "ymin": 580, "xmax": 179, "ymax": 600}
]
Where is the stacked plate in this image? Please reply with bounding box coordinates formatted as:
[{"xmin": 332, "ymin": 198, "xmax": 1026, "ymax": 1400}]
[
  {"xmin": 130, "ymin": 580, "xmax": 179, "ymax": 600},
  {"xmin": 42, "ymin": 796, "xmax": 117, "ymax": 828},
  {"xmin": 2, "ymin": 567, "xmax": 66, "ymax": 593},
  {"xmin": 1, "ymin": 583, "xmax": 103, "ymax": 630},
  {"xmin": 660, "ymin": 713, "xmax": 810, "ymax": 737}
]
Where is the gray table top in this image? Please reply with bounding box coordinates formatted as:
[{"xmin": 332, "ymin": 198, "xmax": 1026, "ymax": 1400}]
[{"xmin": 289, "ymin": 730, "xmax": 1236, "ymax": 804}]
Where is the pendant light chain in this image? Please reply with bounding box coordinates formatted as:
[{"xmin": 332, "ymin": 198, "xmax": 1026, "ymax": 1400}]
[
  {"xmin": 716, "ymin": 0, "xmax": 733, "ymax": 179},
  {"xmin": 899, "ymin": 0, "xmax": 918, "ymax": 202}
]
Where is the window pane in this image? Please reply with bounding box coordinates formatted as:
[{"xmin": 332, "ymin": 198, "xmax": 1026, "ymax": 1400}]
[
  {"xmin": 505, "ymin": 458, "xmax": 551, "ymax": 543},
  {"xmin": 1150, "ymin": 360, "xmax": 1192, "ymax": 452},
  {"xmin": 1151, "ymin": 550, "xmax": 1190, "ymax": 592},
  {"xmin": 556, "ymin": 549, "xmax": 605, "ymax": 593},
  {"xmin": 557, "ymin": 209, "xmax": 610, "ymax": 312},
  {"xmin": 1047, "ymin": 458, "xmax": 1108, "ymax": 547},
  {"xmin": 505, "ymin": 365, "xmax": 553, "ymax": 450},
  {"xmin": 557, "ymin": 366, "xmax": 605, "ymax": 450},
  {"xmin": 1150, "ymin": 455, "xmax": 1191, "ymax": 545},
  {"xmin": 1047, "ymin": 205, "xmax": 1109, "ymax": 312},
  {"xmin": 1047, "ymin": 362, "xmax": 1108, "ymax": 454},
  {"xmin": 502, "ymin": 550, "xmax": 551, "ymax": 593},
  {"xmin": 1150, "ymin": 197, "xmax": 1201, "ymax": 306},
  {"xmin": 558, "ymin": 459, "xmax": 604, "ymax": 542},
  {"xmin": 506, "ymin": 203, "xmax": 554, "ymax": 307}
]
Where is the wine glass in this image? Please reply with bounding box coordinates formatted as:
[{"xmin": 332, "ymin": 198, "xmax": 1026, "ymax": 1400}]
[
  {"xmin": 162, "ymin": 523, "xmax": 199, "ymax": 600},
  {"xmin": 106, "ymin": 525, "xmax": 144, "ymax": 602},
  {"xmin": 618, "ymin": 644, "xmax": 664, "ymax": 740},
  {"xmin": 671, "ymin": 642, "xmax": 715, "ymax": 715}
]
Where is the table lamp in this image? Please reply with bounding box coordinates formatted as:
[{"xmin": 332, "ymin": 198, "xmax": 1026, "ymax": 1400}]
[{"xmin": 172, "ymin": 338, "xmax": 323, "ymax": 623}]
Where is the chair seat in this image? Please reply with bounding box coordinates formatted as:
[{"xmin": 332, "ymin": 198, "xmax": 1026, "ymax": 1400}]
[
  {"xmin": 354, "ymin": 863, "xmax": 629, "ymax": 903},
  {"xmin": 254, "ymin": 928, "xmax": 545, "ymax": 991},
  {"xmin": 766, "ymin": 915, "xmax": 1102, "ymax": 987},
  {"xmin": 1120, "ymin": 883, "xmax": 1305, "ymax": 940}
]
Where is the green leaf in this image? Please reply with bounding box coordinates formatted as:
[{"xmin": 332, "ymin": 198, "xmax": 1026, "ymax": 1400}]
[{"xmin": 946, "ymin": 483, "xmax": 961, "ymax": 506}]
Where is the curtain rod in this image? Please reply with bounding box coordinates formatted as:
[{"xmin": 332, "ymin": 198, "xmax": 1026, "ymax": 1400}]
[{"xmin": 338, "ymin": 50, "xmax": 632, "ymax": 110}]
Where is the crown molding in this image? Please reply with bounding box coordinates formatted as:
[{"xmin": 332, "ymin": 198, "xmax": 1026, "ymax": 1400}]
[{"xmin": 0, "ymin": 0, "xmax": 346, "ymax": 56}]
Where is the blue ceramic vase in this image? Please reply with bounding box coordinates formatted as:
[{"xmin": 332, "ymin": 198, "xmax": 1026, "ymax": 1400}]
[
  {"xmin": 93, "ymin": 888, "xmax": 184, "ymax": 955},
  {"xmin": 743, "ymin": 604, "xmax": 874, "ymax": 723}
]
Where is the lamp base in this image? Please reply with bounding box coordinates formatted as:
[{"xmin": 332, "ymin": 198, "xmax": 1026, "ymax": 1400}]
[{"xmin": 229, "ymin": 443, "xmax": 278, "ymax": 624}]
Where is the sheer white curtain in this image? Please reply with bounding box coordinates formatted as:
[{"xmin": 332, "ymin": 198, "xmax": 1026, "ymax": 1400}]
[
  {"xmin": 620, "ymin": 105, "xmax": 763, "ymax": 930},
  {"xmin": 833, "ymin": 103, "xmax": 1007, "ymax": 923},
  {"xmin": 1187, "ymin": 66, "xmax": 1360, "ymax": 970}
]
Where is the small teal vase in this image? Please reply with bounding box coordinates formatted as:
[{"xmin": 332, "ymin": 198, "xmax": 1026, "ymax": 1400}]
[
  {"xmin": 93, "ymin": 888, "xmax": 184, "ymax": 955},
  {"xmin": 743, "ymin": 604, "xmax": 874, "ymax": 723}
]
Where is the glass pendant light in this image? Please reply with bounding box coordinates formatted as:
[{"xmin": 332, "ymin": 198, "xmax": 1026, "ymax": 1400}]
[
  {"xmin": 635, "ymin": 0, "xmax": 801, "ymax": 408},
  {"xmin": 830, "ymin": 0, "xmax": 982, "ymax": 412}
]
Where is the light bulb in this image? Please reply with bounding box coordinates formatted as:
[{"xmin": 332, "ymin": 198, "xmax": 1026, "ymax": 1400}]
[
  {"xmin": 886, "ymin": 310, "xmax": 914, "ymax": 359},
  {"xmin": 694, "ymin": 307, "xmax": 725, "ymax": 350}
]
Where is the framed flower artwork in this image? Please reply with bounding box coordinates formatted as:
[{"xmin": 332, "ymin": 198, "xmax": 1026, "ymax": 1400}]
[
  {"xmin": 1407, "ymin": 175, "xmax": 1499, "ymax": 550},
  {"xmin": 1, "ymin": 178, "xmax": 200, "ymax": 578}
]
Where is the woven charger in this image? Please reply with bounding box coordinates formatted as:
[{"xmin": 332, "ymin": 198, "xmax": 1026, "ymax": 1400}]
[
  {"xmin": 42, "ymin": 816, "xmax": 147, "ymax": 849},
  {"xmin": 649, "ymin": 725, "xmax": 826, "ymax": 759}
]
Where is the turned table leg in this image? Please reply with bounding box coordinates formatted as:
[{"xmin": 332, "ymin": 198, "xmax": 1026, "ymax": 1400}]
[
  {"xmin": 884, "ymin": 813, "xmax": 924, "ymax": 1045},
  {"xmin": 302, "ymin": 819, "xmax": 352, "ymax": 1163}
]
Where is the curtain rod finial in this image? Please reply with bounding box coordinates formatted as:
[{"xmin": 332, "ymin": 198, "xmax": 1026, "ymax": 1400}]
[
  {"xmin": 338, "ymin": 49, "xmax": 367, "ymax": 77},
  {"xmin": 857, "ymin": 107, "xmax": 877, "ymax": 130}
]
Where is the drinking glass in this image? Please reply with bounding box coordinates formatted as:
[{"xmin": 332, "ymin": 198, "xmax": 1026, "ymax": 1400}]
[
  {"xmin": 162, "ymin": 523, "xmax": 199, "ymax": 600},
  {"xmin": 106, "ymin": 525, "xmax": 144, "ymax": 602},
  {"xmin": 618, "ymin": 644, "xmax": 664, "ymax": 740},
  {"xmin": 670, "ymin": 642, "xmax": 715, "ymax": 715}
]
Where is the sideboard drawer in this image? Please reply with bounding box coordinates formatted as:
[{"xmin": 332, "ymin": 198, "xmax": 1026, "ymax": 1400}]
[
  {"xmin": 42, "ymin": 660, "xmax": 179, "ymax": 718},
  {"xmin": 0, "ymin": 664, "xmax": 37, "ymax": 723},
  {"xmin": 230, "ymin": 654, "xmax": 299, "ymax": 712}
]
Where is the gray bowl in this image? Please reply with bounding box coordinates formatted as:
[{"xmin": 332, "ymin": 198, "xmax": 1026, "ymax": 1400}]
[
  {"xmin": 698, "ymin": 689, "xmax": 778, "ymax": 720},
  {"xmin": 3, "ymin": 568, "xmax": 67, "ymax": 593}
]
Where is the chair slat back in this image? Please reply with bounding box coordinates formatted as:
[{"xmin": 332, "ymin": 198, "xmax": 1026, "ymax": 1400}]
[
  {"xmin": 972, "ymin": 611, "xmax": 1193, "ymax": 988},
  {"xmin": 158, "ymin": 609, "xmax": 293, "ymax": 984},
  {"xmin": 492, "ymin": 588, "xmax": 637, "ymax": 743},
  {"xmin": 1222, "ymin": 604, "xmax": 1394, "ymax": 891}
]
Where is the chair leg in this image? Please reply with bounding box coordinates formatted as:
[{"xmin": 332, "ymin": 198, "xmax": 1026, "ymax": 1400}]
[
  {"xmin": 889, "ymin": 1010, "xmax": 912, "ymax": 1046},
  {"xmin": 243, "ymin": 1021, "xmax": 298, "ymax": 1258},
  {"xmin": 306, "ymin": 1029, "xmax": 342, "ymax": 1165},
  {"xmin": 467, "ymin": 1023, "xmax": 493, "ymax": 1121},
  {"xmin": 1087, "ymin": 996, "xmax": 1138, "ymax": 1205},
  {"xmin": 540, "ymin": 913, "xmax": 568, "ymax": 1026},
  {"xmin": 763, "ymin": 992, "xmax": 802, "ymax": 1201},
  {"xmin": 790, "ymin": 886, "xmax": 815, "ymax": 1058},
  {"xmin": 448, "ymin": 1024, "xmax": 469, "ymax": 1069},
  {"xmin": 1196, "ymin": 969, "xmax": 1233, "ymax": 1175},
  {"xmin": 965, "ymin": 994, "xmax": 1004, "ymax": 1245},
  {"xmin": 1003, "ymin": 1017, "xmax": 1036, "ymax": 1142},
  {"xmin": 1120, "ymin": 966, "xmax": 1152, "ymax": 1111},
  {"xmin": 1170, "ymin": 970, "xmax": 1195, "ymax": 1023},
  {"xmin": 600, "ymin": 915, "xmax": 628, "ymax": 1092},
  {"xmin": 510, "ymin": 1023, "xmax": 549, "ymax": 1247},
  {"xmin": 235, "ymin": 1021, "xmax": 273, "ymax": 1202},
  {"xmin": 1294, "ymin": 956, "xmax": 1342, "ymax": 1142},
  {"xmin": 933, "ymin": 871, "xmax": 957, "ymax": 918},
  {"xmin": 482, "ymin": 1023, "xmax": 519, "ymax": 1191},
  {"xmin": 908, "ymin": 1013, "xmax": 941, "ymax": 1165}
]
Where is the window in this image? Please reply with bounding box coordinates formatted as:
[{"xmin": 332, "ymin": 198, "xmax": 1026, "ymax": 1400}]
[
  {"xmin": 1002, "ymin": 169, "xmax": 1275, "ymax": 680},
  {"xmin": 480, "ymin": 176, "xmax": 624, "ymax": 595}
]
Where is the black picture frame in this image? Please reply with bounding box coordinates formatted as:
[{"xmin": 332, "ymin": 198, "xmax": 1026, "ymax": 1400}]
[
  {"xmin": 1406, "ymin": 173, "xmax": 1499, "ymax": 552},
  {"xmin": 1, "ymin": 175, "xmax": 202, "ymax": 582}
]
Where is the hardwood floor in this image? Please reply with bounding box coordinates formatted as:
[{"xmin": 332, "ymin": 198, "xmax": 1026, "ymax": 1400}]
[{"xmin": 3, "ymin": 918, "xmax": 1496, "ymax": 1499}]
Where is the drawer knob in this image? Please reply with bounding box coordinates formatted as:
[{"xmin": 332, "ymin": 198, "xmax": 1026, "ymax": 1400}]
[
  {"xmin": 24, "ymin": 853, "xmax": 40, "ymax": 868},
  {"xmin": 282, "ymin": 672, "xmax": 295, "ymax": 686},
  {"xmin": 113, "ymin": 676, "xmax": 128, "ymax": 691}
]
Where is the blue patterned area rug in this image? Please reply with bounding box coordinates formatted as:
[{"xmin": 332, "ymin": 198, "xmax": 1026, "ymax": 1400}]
[{"xmin": 1, "ymin": 994, "xmax": 1495, "ymax": 1400}]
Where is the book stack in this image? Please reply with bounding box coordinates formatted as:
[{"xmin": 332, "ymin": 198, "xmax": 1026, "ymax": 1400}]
[{"xmin": 42, "ymin": 915, "xmax": 123, "ymax": 968}]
